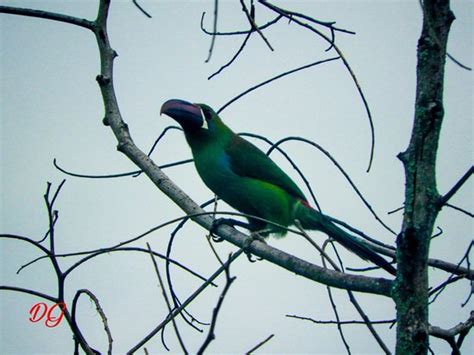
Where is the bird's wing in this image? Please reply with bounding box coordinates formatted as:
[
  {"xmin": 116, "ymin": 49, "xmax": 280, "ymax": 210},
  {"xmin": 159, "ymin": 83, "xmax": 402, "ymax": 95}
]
[{"xmin": 225, "ymin": 134, "xmax": 307, "ymax": 201}]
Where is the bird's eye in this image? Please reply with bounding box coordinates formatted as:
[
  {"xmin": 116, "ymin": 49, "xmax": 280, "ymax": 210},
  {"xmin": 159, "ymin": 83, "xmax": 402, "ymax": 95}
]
[{"xmin": 201, "ymin": 107, "xmax": 213, "ymax": 121}]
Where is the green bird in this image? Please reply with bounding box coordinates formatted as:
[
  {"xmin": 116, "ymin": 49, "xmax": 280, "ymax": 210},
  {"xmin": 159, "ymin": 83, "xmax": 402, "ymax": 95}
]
[{"xmin": 161, "ymin": 99, "xmax": 396, "ymax": 275}]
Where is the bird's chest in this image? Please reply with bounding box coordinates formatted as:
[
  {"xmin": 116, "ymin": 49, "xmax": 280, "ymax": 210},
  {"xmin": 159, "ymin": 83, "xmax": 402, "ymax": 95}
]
[{"xmin": 193, "ymin": 147, "xmax": 239, "ymax": 196}]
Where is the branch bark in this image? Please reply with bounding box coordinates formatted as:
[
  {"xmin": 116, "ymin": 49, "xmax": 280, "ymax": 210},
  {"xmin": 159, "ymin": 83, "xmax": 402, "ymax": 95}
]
[
  {"xmin": 394, "ymin": 0, "xmax": 455, "ymax": 354},
  {"xmin": 0, "ymin": 5, "xmax": 93, "ymax": 29}
]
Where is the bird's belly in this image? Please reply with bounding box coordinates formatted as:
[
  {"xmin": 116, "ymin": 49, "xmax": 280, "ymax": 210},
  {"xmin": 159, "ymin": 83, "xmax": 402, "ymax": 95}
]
[{"xmin": 195, "ymin": 156, "xmax": 295, "ymax": 231}]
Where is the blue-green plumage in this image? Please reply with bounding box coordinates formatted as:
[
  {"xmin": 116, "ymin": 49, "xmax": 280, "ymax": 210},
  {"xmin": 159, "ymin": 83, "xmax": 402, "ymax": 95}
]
[{"xmin": 161, "ymin": 99, "xmax": 396, "ymax": 275}]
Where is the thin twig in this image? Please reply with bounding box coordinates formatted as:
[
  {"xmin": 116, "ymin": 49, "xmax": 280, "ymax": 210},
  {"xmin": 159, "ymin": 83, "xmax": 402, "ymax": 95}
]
[
  {"xmin": 259, "ymin": 0, "xmax": 355, "ymax": 35},
  {"xmin": 0, "ymin": 5, "xmax": 94, "ymax": 29},
  {"xmin": 295, "ymin": 222, "xmax": 391, "ymax": 354},
  {"xmin": 208, "ymin": 32, "xmax": 252, "ymax": 80},
  {"xmin": 246, "ymin": 334, "xmax": 275, "ymax": 354},
  {"xmin": 258, "ymin": 0, "xmax": 375, "ymax": 172},
  {"xmin": 0, "ymin": 286, "xmax": 58, "ymax": 303},
  {"xmin": 429, "ymin": 241, "xmax": 473, "ymax": 304},
  {"xmin": 346, "ymin": 291, "xmax": 392, "ymax": 354},
  {"xmin": 53, "ymin": 157, "xmax": 192, "ymax": 179},
  {"xmin": 438, "ymin": 166, "xmax": 473, "ymax": 207},
  {"xmin": 445, "ymin": 203, "xmax": 474, "ymax": 218},
  {"xmin": 71, "ymin": 289, "xmax": 113, "ymax": 355},
  {"xmin": 269, "ymin": 136, "xmax": 397, "ymax": 235},
  {"xmin": 205, "ymin": 0, "xmax": 218, "ymax": 63},
  {"xmin": 164, "ymin": 199, "xmax": 226, "ymax": 332},
  {"xmin": 287, "ymin": 314, "xmax": 395, "ymax": 326},
  {"xmin": 240, "ymin": 132, "xmax": 322, "ymax": 211},
  {"xmin": 317, "ymin": 235, "xmax": 352, "ymax": 354},
  {"xmin": 132, "ymin": 0, "xmax": 152, "ymax": 18},
  {"xmin": 387, "ymin": 205, "xmax": 404, "ymax": 215},
  {"xmin": 218, "ymin": 57, "xmax": 340, "ymax": 113},
  {"xmin": 128, "ymin": 249, "xmax": 243, "ymax": 354},
  {"xmin": 197, "ymin": 254, "xmax": 237, "ymax": 354},
  {"xmin": 294, "ymin": 221, "xmax": 339, "ymax": 269},
  {"xmin": 240, "ymin": 0, "xmax": 274, "ymax": 51},
  {"xmin": 429, "ymin": 311, "xmax": 474, "ymax": 355},
  {"xmin": 146, "ymin": 243, "xmax": 187, "ymax": 353},
  {"xmin": 201, "ymin": 11, "xmax": 282, "ymax": 36}
]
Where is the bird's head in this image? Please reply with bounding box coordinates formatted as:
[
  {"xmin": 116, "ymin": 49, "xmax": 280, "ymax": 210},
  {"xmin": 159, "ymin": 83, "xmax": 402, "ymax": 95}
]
[{"xmin": 160, "ymin": 99, "xmax": 218, "ymax": 133}]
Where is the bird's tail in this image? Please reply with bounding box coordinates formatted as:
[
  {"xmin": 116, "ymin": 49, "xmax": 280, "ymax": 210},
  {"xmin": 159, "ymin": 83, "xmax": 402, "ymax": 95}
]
[{"xmin": 295, "ymin": 202, "xmax": 396, "ymax": 276}]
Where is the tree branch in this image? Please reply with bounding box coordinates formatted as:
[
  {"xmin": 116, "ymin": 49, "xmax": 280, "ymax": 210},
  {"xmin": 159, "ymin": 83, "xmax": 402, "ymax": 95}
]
[
  {"xmin": 0, "ymin": 286, "xmax": 58, "ymax": 303},
  {"xmin": 438, "ymin": 166, "xmax": 473, "ymax": 207},
  {"xmin": 429, "ymin": 311, "xmax": 474, "ymax": 355},
  {"xmin": 71, "ymin": 289, "xmax": 113, "ymax": 355},
  {"xmin": 128, "ymin": 249, "xmax": 243, "ymax": 354},
  {"xmin": 197, "ymin": 254, "xmax": 236, "ymax": 354},
  {"xmin": 394, "ymin": 1, "xmax": 455, "ymax": 353},
  {"xmin": 204, "ymin": 0, "xmax": 218, "ymax": 63},
  {"xmin": 0, "ymin": 5, "xmax": 94, "ymax": 29},
  {"xmin": 146, "ymin": 243, "xmax": 187, "ymax": 353},
  {"xmin": 246, "ymin": 334, "xmax": 274, "ymax": 354},
  {"xmin": 258, "ymin": 0, "xmax": 375, "ymax": 171}
]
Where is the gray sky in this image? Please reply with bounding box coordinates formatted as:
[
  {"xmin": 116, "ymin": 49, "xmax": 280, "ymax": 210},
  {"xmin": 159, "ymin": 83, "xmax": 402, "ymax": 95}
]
[{"xmin": 1, "ymin": 0, "xmax": 473, "ymax": 354}]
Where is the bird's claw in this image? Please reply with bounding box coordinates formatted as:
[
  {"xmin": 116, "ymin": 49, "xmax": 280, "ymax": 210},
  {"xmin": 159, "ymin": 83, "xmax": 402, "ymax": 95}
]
[
  {"xmin": 211, "ymin": 234, "xmax": 225, "ymax": 243},
  {"xmin": 210, "ymin": 218, "xmax": 237, "ymax": 242},
  {"xmin": 210, "ymin": 218, "xmax": 252, "ymax": 242},
  {"xmin": 243, "ymin": 232, "xmax": 266, "ymax": 262},
  {"xmin": 210, "ymin": 219, "xmax": 266, "ymax": 262}
]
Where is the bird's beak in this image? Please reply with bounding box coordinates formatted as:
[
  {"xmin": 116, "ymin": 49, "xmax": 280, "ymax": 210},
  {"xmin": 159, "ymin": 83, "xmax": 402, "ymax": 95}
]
[{"xmin": 160, "ymin": 99, "xmax": 204, "ymax": 132}]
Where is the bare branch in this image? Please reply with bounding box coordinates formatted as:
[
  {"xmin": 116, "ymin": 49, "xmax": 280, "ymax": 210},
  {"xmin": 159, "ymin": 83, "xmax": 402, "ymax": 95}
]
[
  {"xmin": 259, "ymin": 0, "xmax": 355, "ymax": 36},
  {"xmin": 445, "ymin": 203, "xmax": 474, "ymax": 218},
  {"xmin": 0, "ymin": 183, "xmax": 99, "ymax": 355},
  {"xmin": 438, "ymin": 166, "xmax": 473, "ymax": 207},
  {"xmin": 240, "ymin": 132, "xmax": 322, "ymax": 211},
  {"xmin": 246, "ymin": 334, "xmax": 275, "ymax": 354},
  {"xmin": 270, "ymin": 136, "xmax": 397, "ymax": 236},
  {"xmin": 128, "ymin": 250, "xmax": 243, "ymax": 354},
  {"xmin": 365, "ymin": 238, "xmax": 473, "ymax": 280},
  {"xmin": 208, "ymin": 32, "xmax": 252, "ymax": 80},
  {"xmin": 429, "ymin": 311, "xmax": 474, "ymax": 355},
  {"xmin": 53, "ymin": 158, "xmax": 192, "ymax": 179},
  {"xmin": 146, "ymin": 243, "xmax": 187, "ymax": 353},
  {"xmin": 446, "ymin": 52, "xmax": 472, "ymax": 71},
  {"xmin": 201, "ymin": 11, "xmax": 282, "ymax": 36},
  {"xmin": 132, "ymin": 0, "xmax": 152, "ymax": 18},
  {"xmin": 322, "ymin": 267, "xmax": 352, "ymax": 353},
  {"xmin": 296, "ymin": 222, "xmax": 392, "ymax": 354},
  {"xmin": 218, "ymin": 57, "xmax": 340, "ymax": 113},
  {"xmin": 430, "ymin": 242, "xmax": 473, "ymax": 306},
  {"xmin": 240, "ymin": 0, "xmax": 274, "ymax": 51},
  {"xmin": 258, "ymin": 0, "xmax": 375, "ymax": 171},
  {"xmin": 197, "ymin": 254, "xmax": 236, "ymax": 354},
  {"xmin": 0, "ymin": 5, "xmax": 94, "ymax": 29},
  {"xmin": 204, "ymin": 0, "xmax": 218, "ymax": 62},
  {"xmin": 0, "ymin": 286, "xmax": 58, "ymax": 303},
  {"xmin": 287, "ymin": 314, "xmax": 395, "ymax": 326},
  {"xmin": 71, "ymin": 289, "xmax": 113, "ymax": 355}
]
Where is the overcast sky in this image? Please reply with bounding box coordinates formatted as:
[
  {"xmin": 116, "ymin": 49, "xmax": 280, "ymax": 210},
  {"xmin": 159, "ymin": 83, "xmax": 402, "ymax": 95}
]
[{"xmin": 1, "ymin": 1, "xmax": 473, "ymax": 354}]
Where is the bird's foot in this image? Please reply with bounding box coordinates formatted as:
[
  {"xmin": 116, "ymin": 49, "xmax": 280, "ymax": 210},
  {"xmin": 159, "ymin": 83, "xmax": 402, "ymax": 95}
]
[
  {"xmin": 210, "ymin": 219, "xmax": 266, "ymax": 262},
  {"xmin": 210, "ymin": 218, "xmax": 252, "ymax": 242},
  {"xmin": 243, "ymin": 232, "xmax": 267, "ymax": 263}
]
